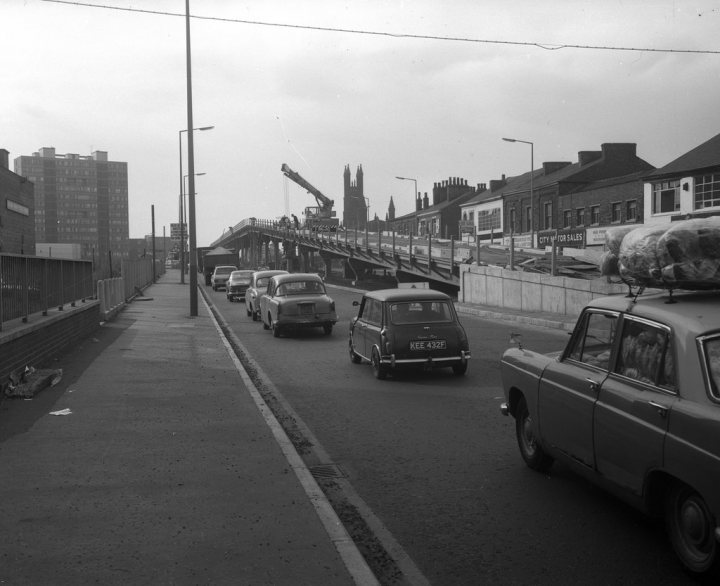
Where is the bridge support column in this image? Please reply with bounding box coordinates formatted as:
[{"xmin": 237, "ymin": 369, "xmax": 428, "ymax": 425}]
[{"xmin": 263, "ymin": 241, "xmax": 270, "ymax": 267}]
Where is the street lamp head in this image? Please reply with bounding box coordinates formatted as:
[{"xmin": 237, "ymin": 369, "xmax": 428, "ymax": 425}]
[
  {"xmin": 502, "ymin": 137, "xmax": 516, "ymax": 143},
  {"xmin": 198, "ymin": 126, "xmax": 214, "ymax": 131}
]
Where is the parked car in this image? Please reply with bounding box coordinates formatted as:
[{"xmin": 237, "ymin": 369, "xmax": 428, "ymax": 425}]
[
  {"xmin": 226, "ymin": 270, "xmax": 255, "ymax": 302},
  {"xmin": 500, "ymin": 289, "xmax": 720, "ymax": 577},
  {"xmin": 348, "ymin": 288, "xmax": 471, "ymax": 379},
  {"xmin": 245, "ymin": 269, "xmax": 288, "ymax": 320},
  {"xmin": 210, "ymin": 265, "xmax": 237, "ymax": 291},
  {"xmin": 259, "ymin": 273, "xmax": 337, "ymax": 337}
]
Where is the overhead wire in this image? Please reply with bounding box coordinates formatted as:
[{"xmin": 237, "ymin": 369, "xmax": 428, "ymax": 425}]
[{"xmin": 39, "ymin": 0, "xmax": 720, "ymax": 55}]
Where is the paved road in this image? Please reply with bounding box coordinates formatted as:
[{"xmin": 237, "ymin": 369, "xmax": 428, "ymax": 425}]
[{"xmin": 210, "ymin": 283, "xmax": 698, "ymax": 586}]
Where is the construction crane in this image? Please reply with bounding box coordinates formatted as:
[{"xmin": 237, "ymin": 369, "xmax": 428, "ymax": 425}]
[{"xmin": 281, "ymin": 163, "xmax": 339, "ymax": 231}]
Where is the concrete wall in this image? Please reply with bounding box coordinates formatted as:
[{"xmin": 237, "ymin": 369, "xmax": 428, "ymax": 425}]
[{"xmin": 459, "ymin": 263, "xmax": 629, "ymax": 318}]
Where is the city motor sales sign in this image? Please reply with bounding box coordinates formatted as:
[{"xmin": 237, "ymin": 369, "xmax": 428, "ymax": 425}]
[{"xmin": 538, "ymin": 228, "xmax": 586, "ymax": 248}]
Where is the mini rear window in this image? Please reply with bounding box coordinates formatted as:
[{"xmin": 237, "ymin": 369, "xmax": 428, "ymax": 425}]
[{"xmin": 390, "ymin": 301, "xmax": 453, "ymax": 324}]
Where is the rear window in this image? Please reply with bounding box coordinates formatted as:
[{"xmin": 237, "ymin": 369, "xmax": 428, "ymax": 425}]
[
  {"xmin": 277, "ymin": 280, "xmax": 325, "ymax": 295},
  {"xmin": 390, "ymin": 301, "xmax": 453, "ymax": 324}
]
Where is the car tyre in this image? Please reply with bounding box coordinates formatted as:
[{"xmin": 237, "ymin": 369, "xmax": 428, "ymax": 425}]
[
  {"xmin": 665, "ymin": 481, "xmax": 719, "ymax": 577},
  {"xmin": 323, "ymin": 323, "xmax": 333, "ymax": 335},
  {"xmin": 349, "ymin": 340, "xmax": 362, "ymax": 364},
  {"xmin": 272, "ymin": 319, "xmax": 281, "ymax": 338},
  {"xmin": 452, "ymin": 362, "xmax": 468, "ymax": 376},
  {"xmin": 371, "ymin": 347, "xmax": 387, "ymax": 380},
  {"xmin": 246, "ymin": 304, "xmax": 252, "ymax": 317},
  {"xmin": 252, "ymin": 310, "xmax": 259, "ymax": 322},
  {"xmin": 262, "ymin": 315, "xmax": 270, "ymax": 330},
  {"xmin": 515, "ymin": 395, "xmax": 553, "ymax": 472}
]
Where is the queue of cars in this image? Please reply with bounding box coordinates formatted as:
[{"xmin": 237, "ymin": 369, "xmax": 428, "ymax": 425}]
[{"xmin": 209, "ymin": 266, "xmax": 720, "ymax": 576}]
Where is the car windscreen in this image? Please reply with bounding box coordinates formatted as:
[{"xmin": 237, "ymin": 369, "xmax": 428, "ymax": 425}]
[{"xmin": 390, "ymin": 301, "xmax": 453, "ymax": 324}]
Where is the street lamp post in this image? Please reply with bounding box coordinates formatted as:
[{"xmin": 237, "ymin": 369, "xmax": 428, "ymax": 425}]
[
  {"xmin": 179, "ymin": 125, "xmax": 213, "ymax": 284},
  {"xmin": 502, "ymin": 137, "xmax": 534, "ymax": 248},
  {"xmin": 395, "ymin": 176, "xmax": 417, "ymax": 235},
  {"xmin": 182, "ymin": 172, "xmax": 206, "ymax": 276}
]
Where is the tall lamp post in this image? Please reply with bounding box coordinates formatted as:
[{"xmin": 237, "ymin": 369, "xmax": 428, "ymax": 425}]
[
  {"xmin": 179, "ymin": 125, "xmax": 213, "ymax": 284},
  {"xmin": 396, "ymin": 176, "xmax": 417, "ymax": 235},
  {"xmin": 502, "ymin": 137, "xmax": 534, "ymax": 248},
  {"xmin": 182, "ymin": 172, "xmax": 206, "ymax": 276}
]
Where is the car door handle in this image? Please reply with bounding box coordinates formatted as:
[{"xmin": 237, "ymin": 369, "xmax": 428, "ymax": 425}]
[
  {"xmin": 648, "ymin": 400, "xmax": 669, "ymax": 418},
  {"xmin": 585, "ymin": 378, "xmax": 601, "ymax": 393}
]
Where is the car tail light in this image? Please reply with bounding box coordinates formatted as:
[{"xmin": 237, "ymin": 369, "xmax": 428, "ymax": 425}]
[{"xmin": 330, "ymin": 301, "xmax": 335, "ymax": 311}]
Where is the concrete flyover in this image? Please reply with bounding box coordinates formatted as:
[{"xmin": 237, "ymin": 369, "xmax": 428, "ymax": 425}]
[{"xmin": 205, "ymin": 218, "xmax": 479, "ymax": 296}]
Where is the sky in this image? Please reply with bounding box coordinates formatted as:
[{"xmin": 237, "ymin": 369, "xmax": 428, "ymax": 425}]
[{"xmin": 2, "ymin": 0, "xmax": 720, "ymax": 246}]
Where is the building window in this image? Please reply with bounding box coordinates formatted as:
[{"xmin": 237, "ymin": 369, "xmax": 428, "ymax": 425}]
[
  {"xmin": 652, "ymin": 179, "xmax": 680, "ymax": 214},
  {"xmin": 695, "ymin": 173, "xmax": 720, "ymax": 209},
  {"xmin": 543, "ymin": 201, "xmax": 553, "ymax": 230},
  {"xmin": 509, "ymin": 208, "xmax": 517, "ymax": 234},
  {"xmin": 626, "ymin": 200, "xmax": 638, "ymax": 222},
  {"xmin": 563, "ymin": 210, "xmax": 572, "ymax": 228},
  {"xmin": 576, "ymin": 208, "xmax": 586, "ymax": 227},
  {"xmin": 477, "ymin": 208, "xmax": 501, "ymax": 231},
  {"xmin": 611, "ymin": 202, "xmax": 622, "ymax": 223},
  {"xmin": 590, "ymin": 205, "xmax": 600, "ymax": 226}
]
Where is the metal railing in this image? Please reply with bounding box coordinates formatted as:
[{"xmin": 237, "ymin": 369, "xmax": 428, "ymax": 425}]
[{"xmin": 0, "ymin": 253, "xmax": 95, "ymax": 331}]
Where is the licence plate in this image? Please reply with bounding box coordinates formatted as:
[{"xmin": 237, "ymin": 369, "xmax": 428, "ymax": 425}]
[
  {"xmin": 410, "ymin": 340, "xmax": 446, "ymax": 351},
  {"xmin": 299, "ymin": 304, "xmax": 315, "ymax": 315}
]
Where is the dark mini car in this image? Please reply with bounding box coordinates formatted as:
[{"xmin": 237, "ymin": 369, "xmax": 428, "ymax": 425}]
[
  {"xmin": 348, "ymin": 288, "xmax": 470, "ymax": 379},
  {"xmin": 226, "ymin": 270, "xmax": 255, "ymax": 302}
]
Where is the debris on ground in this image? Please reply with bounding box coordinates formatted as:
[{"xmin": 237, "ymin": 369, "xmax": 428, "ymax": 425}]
[{"xmin": 4, "ymin": 366, "xmax": 63, "ymax": 399}]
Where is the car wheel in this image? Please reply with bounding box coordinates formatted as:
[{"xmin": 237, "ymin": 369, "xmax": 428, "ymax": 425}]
[
  {"xmin": 228, "ymin": 297, "xmax": 233, "ymax": 302},
  {"xmin": 252, "ymin": 310, "xmax": 259, "ymax": 322},
  {"xmin": 323, "ymin": 323, "xmax": 333, "ymax": 335},
  {"xmin": 665, "ymin": 481, "xmax": 719, "ymax": 577},
  {"xmin": 371, "ymin": 347, "xmax": 387, "ymax": 380},
  {"xmin": 272, "ymin": 319, "xmax": 281, "ymax": 338},
  {"xmin": 452, "ymin": 362, "xmax": 468, "ymax": 376},
  {"xmin": 349, "ymin": 340, "xmax": 362, "ymax": 364},
  {"xmin": 246, "ymin": 304, "xmax": 252, "ymax": 317},
  {"xmin": 262, "ymin": 314, "xmax": 269, "ymax": 330},
  {"xmin": 515, "ymin": 395, "xmax": 553, "ymax": 472}
]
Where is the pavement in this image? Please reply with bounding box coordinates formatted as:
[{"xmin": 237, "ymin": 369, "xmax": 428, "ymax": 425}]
[
  {"xmin": 0, "ymin": 269, "xmax": 574, "ymax": 586},
  {"xmin": 0, "ymin": 270, "xmax": 375, "ymax": 586}
]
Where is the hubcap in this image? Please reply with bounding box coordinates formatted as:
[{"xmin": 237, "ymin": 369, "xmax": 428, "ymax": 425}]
[{"xmin": 680, "ymin": 498, "xmax": 709, "ymax": 546}]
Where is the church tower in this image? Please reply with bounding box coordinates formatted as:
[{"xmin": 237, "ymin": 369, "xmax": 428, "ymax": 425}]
[
  {"xmin": 343, "ymin": 164, "xmax": 366, "ymax": 230},
  {"xmin": 387, "ymin": 196, "xmax": 396, "ymax": 221}
]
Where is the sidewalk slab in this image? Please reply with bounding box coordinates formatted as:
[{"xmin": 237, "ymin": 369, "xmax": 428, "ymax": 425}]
[{"xmin": 0, "ymin": 272, "xmax": 356, "ymax": 585}]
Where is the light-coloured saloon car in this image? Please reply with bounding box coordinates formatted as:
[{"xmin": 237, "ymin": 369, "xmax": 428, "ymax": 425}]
[
  {"xmin": 245, "ymin": 270, "xmax": 288, "ymax": 320},
  {"xmin": 259, "ymin": 273, "xmax": 337, "ymax": 337},
  {"xmin": 500, "ymin": 289, "xmax": 720, "ymax": 578}
]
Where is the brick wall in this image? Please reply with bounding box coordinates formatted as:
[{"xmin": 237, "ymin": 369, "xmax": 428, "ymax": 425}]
[{"xmin": 0, "ymin": 301, "xmax": 100, "ymax": 392}]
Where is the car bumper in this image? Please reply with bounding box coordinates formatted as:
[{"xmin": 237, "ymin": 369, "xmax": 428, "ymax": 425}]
[
  {"xmin": 274, "ymin": 315, "xmax": 337, "ymax": 328},
  {"xmin": 227, "ymin": 288, "xmax": 248, "ymax": 299},
  {"xmin": 381, "ymin": 350, "xmax": 471, "ymax": 368}
]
